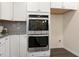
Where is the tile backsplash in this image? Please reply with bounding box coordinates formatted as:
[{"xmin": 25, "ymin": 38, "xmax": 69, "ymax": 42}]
[{"xmin": 0, "ymin": 21, "xmax": 26, "ymax": 35}]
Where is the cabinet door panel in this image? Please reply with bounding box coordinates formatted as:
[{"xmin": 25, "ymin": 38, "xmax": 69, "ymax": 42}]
[
  {"xmin": 5, "ymin": 37, "xmax": 9, "ymax": 57},
  {"xmin": 0, "ymin": 38, "xmax": 5, "ymax": 45},
  {"xmin": 27, "ymin": 2, "xmax": 39, "ymax": 12},
  {"xmin": 1, "ymin": 2, "xmax": 13, "ymax": 20},
  {"xmin": 63, "ymin": 2, "xmax": 77, "ymax": 10},
  {"xmin": 0, "ymin": 38, "xmax": 6, "ymax": 57},
  {"xmin": 20, "ymin": 35, "xmax": 27, "ymax": 57},
  {"xmin": 51, "ymin": 2, "xmax": 63, "ymax": 8},
  {"xmin": 39, "ymin": 2, "xmax": 50, "ymax": 12},
  {"xmin": 13, "ymin": 2, "xmax": 27, "ymax": 21},
  {"xmin": 0, "ymin": 45, "xmax": 6, "ymax": 57},
  {"xmin": 10, "ymin": 35, "xmax": 19, "ymax": 57}
]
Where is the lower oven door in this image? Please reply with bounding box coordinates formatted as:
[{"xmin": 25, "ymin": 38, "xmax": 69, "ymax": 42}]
[{"xmin": 28, "ymin": 35, "xmax": 49, "ymax": 52}]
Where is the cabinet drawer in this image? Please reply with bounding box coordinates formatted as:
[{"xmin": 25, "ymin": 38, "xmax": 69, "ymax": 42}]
[{"xmin": 28, "ymin": 51, "xmax": 50, "ymax": 57}]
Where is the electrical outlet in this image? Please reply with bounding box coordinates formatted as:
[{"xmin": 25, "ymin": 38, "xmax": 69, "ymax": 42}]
[{"xmin": 59, "ymin": 40, "xmax": 61, "ymax": 43}]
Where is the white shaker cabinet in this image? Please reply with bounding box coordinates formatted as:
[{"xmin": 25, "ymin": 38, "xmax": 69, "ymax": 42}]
[
  {"xmin": 5, "ymin": 36, "xmax": 10, "ymax": 57},
  {"xmin": 10, "ymin": 35, "xmax": 27, "ymax": 57},
  {"xmin": 0, "ymin": 2, "xmax": 13, "ymax": 20},
  {"xmin": 10, "ymin": 35, "xmax": 19, "ymax": 57},
  {"xmin": 39, "ymin": 2, "xmax": 50, "ymax": 12},
  {"xmin": 13, "ymin": 2, "xmax": 27, "ymax": 21},
  {"xmin": 0, "ymin": 37, "xmax": 6, "ymax": 57},
  {"xmin": 63, "ymin": 2, "xmax": 78, "ymax": 10},
  {"xmin": 20, "ymin": 35, "xmax": 27, "ymax": 57},
  {"xmin": 51, "ymin": 2, "xmax": 78, "ymax": 10},
  {"xmin": 51, "ymin": 2, "xmax": 63, "ymax": 8},
  {"xmin": 27, "ymin": 2, "xmax": 50, "ymax": 12},
  {"xmin": 27, "ymin": 2, "xmax": 39, "ymax": 12},
  {"xmin": 0, "ymin": 36, "xmax": 9, "ymax": 57}
]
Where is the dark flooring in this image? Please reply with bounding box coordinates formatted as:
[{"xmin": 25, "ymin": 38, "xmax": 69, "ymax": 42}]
[{"xmin": 50, "ymin": 48, "xmax": 77, "ymax": 57}]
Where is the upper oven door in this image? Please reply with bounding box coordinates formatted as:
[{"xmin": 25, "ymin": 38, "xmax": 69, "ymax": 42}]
[
  {"xmin": 27, "ymin": 13, "xmax": 49, "ymax": 34},
  {"xmin": 29, "ymin": 19, "xmax": 48, "ymax": 31}
]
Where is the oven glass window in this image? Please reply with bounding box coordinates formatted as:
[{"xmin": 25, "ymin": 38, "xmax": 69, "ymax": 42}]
[
  {"xmin": 29, "ymin": 20, "xmax": 48, "ymax": 31},
  {"xmin": 28, "ymin": 36, "xmax": 48, "ymax": 48}
]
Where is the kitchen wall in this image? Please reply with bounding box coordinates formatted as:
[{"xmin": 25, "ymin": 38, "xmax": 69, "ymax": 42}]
[
  {"xmin": 63, "ymin": 11, "xmax": 79, "ymax": 56},
  {"xmin": 63, "ymin": 4, "xmax": 79, "ymax": 56},
  {"xmin": 50, "ymin": 4, "xmax": 79, "ymax": 56},
  {"xmin": 50, "ymin": 15, "xmax": 63, "ymax": 48},
  {"xmin": 0, "ymin": 21, "xmax": 26, "ymax": 35}
]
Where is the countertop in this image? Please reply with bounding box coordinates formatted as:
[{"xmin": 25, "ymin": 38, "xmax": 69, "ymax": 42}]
[{"xmin": 0, "ymin": 33, "xmax": 9, "ymax": 38}]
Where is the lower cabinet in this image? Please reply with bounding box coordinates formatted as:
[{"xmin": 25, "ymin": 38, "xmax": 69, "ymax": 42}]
[
  {"xmin": 10, "ymin": 35, "xmax": 27, "ymax": 57},
  {"xmin": 5, "ymin": 36, "xmax": 10, "ymax": 57},
  {"xmin": 0, "ymin": 36, "xmax": 9, "ymax": 57},
  {"xmin": 0, "ymin": 37, "xmax": 6, "ymax": 57},
  {"xmin": 27, "ymin": 50, "xmax": 50, "ymax": 57},
  {"xmin": 10, "ymin": 35, "xmax": 20, "ymax": 57},
  {"xmin": 0, "ymin": 35, "xmax": 27, "ymax": 57},
  {"xmin": 19, "ymin": 35, "xmax": 27, "ymax": 57}
]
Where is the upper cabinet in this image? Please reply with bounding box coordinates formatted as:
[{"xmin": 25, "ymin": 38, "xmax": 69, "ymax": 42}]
[
  {"xmin": 63, "ymin": 2, "xmax": 77, "ymax": 10},
  {"xmin": 0, "ymin": 2, "xmax": 78, "ymax": 20},
  {"xmin": 0, "ymin": 2, "xmax": 27, "ymax": 21},
  {"xmin": 27, "ymin": 2, "xmax": 50, "ymax": 12},
  {"xmin": 0, "ymin": 2, "xmax": 13, "ymax": 20},
  {"xmin": 51, "ymin": 2, "xmax": 78, "ymax": 10},
  {"xmin": 51, "ymin": 2, "xmax": 63, "ymax": 8},
  {"xmin": 13, "ymin": 2, "xmax": 27, "ymax": 21},
  {"xmin": 27, "ymin": 2, "xmax": 39, "ymax": 12},
  {"xmin": 38, "ymin": 2, "xmax": 50, "ymax": 12}
]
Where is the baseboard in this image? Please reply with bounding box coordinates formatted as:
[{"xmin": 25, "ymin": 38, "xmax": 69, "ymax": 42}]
[
  {"xmin": 50, "ymin": 47, "xmax": 63, "ymax": 49},
  {"xmin": 64, "ymin": 47, "xmax": 79, "ymax": 57}
]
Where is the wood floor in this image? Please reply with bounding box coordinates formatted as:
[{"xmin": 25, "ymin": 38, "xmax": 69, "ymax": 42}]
[{"xmin": 50, "ymin": 48, "xmax": 77, "ymax": 57}]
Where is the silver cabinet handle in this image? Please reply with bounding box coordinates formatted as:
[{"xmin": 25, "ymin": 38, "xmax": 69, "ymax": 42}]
[
  {"xmin": 0, "ymin": 53, "xmax": 2, "ymax": 56},
  {"xmin": 0, "ymin": 42, "xmax": 1, "ymax": 44}
]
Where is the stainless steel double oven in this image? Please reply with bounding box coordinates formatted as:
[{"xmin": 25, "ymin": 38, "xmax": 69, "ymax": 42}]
[{"xmin": 27, "ymin": 12, "xmax": 49, "ymax": 52}]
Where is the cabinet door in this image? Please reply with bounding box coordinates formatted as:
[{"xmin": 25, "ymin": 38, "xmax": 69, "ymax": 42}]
[
  {"xmin": 13, "ymin": 2, "xmax": 27, "ymax": 21},
  {"xmin": 39, "ymin": 2, "xmax": 50, "ymax": 12},
  {"xmin": 20, "ymin": 35, "xmax": 27, "ymax": 57},
  {"xmin": 63, "ymin": 2, "xmax": 78, "ymax": 10},
  {"xmin": 27, "ymin": 2, "xmax": 39, "ymax": 12},
  {"xmin": 1, "ymin": 2, "xmax": 13, "ymax": 20},
  {"xmin": 5, "ymin": 36, "xmax": 9, "ymax": 57},
  {"xmin": 51, "ymin": 2, "xmax": 63, "ymax": 8},
  {"xmin": 10, "ymin": 35, "xmax": 19, "ymax": 57},
  {"xmin": 0, "ymin": 38, "xmax": 6, "ymax": 57},
  {"xmin": 0, "ymin": 37, "xmax": 9, "ymax": 57}
]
